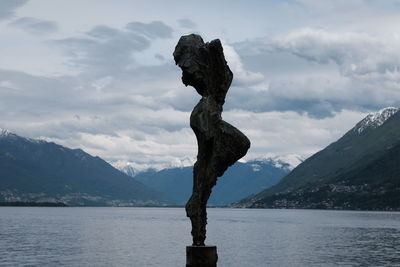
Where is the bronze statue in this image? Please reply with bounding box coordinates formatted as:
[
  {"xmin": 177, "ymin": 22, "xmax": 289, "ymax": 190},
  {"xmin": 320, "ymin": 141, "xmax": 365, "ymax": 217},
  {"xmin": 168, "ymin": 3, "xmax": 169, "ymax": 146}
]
[{"xmin": 174, "ymin": 34, "xmax": 251, "ymax": 246}]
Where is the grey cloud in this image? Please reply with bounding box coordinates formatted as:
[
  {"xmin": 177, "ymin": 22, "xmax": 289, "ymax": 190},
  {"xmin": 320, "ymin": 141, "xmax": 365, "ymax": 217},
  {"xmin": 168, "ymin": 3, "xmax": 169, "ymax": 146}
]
[
  {"xmin": 9, "ymin": 17, "xmax": 57, "ymax": 34},
  {"xmin": 224, "ymin": 87, "xmax": 341, "ymax": 119},
  {"xmin": 56, "ymin": 33, "xmax": 149, "ymax": 76},
  {"xmin": 86, "ymin": 25, "xmax": 120, "ymax": 39},
  {"xmin": 0, "ymin": 69, "xmax": 79, "ymax": 117},
  {"xmin": 224, "ymin": 31, "xmax": 400, "ymax": 118},
  {"xmin": 53, "ymin": 25, "xmax": 400, "ymax": 122},
  {"xmin": 125, "ymin": 21, "xmax": 173, "ymax": 39},
  {"xmin": 0, "ymin": 0, "xmax": 28, "ymax": 20},
  {"xmin": 154, "ymin": 53, "xmax": 165, "ymax": 61},
  {"xmin": 0, "ymin": 66, "xmax": 188, "ymax": 139},
  {"xmin": 224, "ymin": 78, "xmax": 398, "ymax": 119},
  {"xmin": 177, "ymin": 18, "xmax": 197, "ymax": 29},
  {"xmin": 271, "ymin": 28, "xmax": 400, "ymax": 79},
  {"xmin": 56, "ymin": 21, "xmax": 173, "ymax": 76}
]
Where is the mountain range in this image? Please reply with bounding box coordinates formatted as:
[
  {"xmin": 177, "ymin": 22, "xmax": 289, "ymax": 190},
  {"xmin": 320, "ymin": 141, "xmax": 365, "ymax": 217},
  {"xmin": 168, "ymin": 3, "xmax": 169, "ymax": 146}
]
[
  {"xmin": 2, "ymin": 106, "xmax": 398, "ymax": 210},
  {"xmin": 235, "ymin": 107, "xmax": 400, "ymax": 210},
  {"xmin": 0, "ymin": 129, "xmax": 297, "ymax": 207},
  {"xmin": 115, "ymin": 155, "xmax": 301, "ymax": 206},
  {"xmin": 0, "ymin": 129, "xmax": 171, "ymax": 206}
]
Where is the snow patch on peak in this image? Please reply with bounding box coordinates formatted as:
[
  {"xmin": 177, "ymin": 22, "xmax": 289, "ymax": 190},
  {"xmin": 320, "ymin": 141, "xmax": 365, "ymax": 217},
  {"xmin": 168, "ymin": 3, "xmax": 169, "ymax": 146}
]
[
  {"xmin": 0, "ymin": 129, "xmax": 56, "ymax": 145},
  {"xmin": 169, "ymin": 156, "xmax": 196, "ymax": 169},
  {"xmin": 250, "ymin": 163, "xmax": 261, "ymax": 172},
  {"xmin": 354, "ymin": 107, "xmax": 399, "ymax": 134},
  {"xmin": 111, "ymin": 161, "xmax": 144, "ymax": 177},
  {"xmin": 273, "ymin": 154, "xmax": 304, "ymax": 170},
  {"xmin": 111, "ymin": 161, "xmax": 140, "ymax": 177},
  {"xmin": 248, "ymin": 154, "xmax": 304, "ymax": 171},
  {"xmin": 0, "ymin": 128, "xmax": 15, "ymax": 137}
]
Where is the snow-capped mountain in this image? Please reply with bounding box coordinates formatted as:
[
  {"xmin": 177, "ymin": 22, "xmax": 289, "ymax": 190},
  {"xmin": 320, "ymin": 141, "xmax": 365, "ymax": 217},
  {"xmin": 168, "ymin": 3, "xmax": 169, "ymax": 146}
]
[
  {"xmin": 113, "ymin": 154, "xmax": 301, "ymax": 177},
  {"xmin": 353, "ymin": 107, "xmax": 399, "ymax": 134},
  {"xmin": 111, "ymin": 157, "xmax": 197, "ymax": 177},
  {"xmin": 0, "ymin": 129, "xmax": 48, "ymax": 145},
  {"xmin": 116, "ymin": 155, "xmax": 297, "ymax": 205}
]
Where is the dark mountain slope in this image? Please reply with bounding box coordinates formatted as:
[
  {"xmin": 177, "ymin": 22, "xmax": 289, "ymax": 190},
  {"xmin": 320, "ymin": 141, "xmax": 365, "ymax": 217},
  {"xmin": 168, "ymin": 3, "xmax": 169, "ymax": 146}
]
[
  {"xmin": 0, "ymin": 130, "xmax": 171, "ymax": 206},
  {"xmin": 249, "ymin": 142, "xmax": 400, "ymax": 210},
  {"xmin": 235, "ymin": 107, "xmax": 400, "ymax": 210}
]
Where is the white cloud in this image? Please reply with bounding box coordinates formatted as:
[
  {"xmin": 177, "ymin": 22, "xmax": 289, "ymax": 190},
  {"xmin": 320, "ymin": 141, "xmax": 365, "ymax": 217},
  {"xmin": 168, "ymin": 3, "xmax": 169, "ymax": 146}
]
[
  {"xmin": 223, "ymin": 108, "xmax": 367, "ymax": 160},
  {"xmin": 33, "ymin": 108, "xmax": 367, "ymax": 171},
  {"xmin": 222, "ymin": 42, "xmax": 264, "ymax": 86}
]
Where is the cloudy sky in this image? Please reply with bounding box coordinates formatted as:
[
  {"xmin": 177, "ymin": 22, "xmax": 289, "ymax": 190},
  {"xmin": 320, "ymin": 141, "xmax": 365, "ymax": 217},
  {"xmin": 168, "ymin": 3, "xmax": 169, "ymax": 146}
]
[{"xmin": 1, "ymin": 0, "xmax": 400, "ymax": 170}]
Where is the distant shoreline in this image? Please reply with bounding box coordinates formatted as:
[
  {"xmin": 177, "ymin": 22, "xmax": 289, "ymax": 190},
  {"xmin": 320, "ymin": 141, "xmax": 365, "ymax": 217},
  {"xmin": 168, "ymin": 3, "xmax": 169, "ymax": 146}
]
[
  {"xmin": 0, "ymin": 203, "xmax": 398, "ymax": 211},
  {"xmin": 0, "ymin": 202, "xmax": 229, "ymax": 208},
  {"xmin": 0, "ymin": 201, "xmax": 68, "ymax": 207}
]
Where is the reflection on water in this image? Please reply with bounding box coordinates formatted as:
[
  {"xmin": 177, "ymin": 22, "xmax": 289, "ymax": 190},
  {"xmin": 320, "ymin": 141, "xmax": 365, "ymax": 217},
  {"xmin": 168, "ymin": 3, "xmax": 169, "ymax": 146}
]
[{"xmin": 0, "ymin": 207, "xmax": 399, "ymax": 266}]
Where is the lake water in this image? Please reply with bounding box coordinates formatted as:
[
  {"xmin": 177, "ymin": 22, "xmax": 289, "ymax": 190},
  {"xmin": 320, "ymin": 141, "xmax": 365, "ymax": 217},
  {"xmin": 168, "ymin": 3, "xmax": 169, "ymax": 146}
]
[{"xmin": 1, "ymin": 207, "xmax": 400, "ymax": 267}]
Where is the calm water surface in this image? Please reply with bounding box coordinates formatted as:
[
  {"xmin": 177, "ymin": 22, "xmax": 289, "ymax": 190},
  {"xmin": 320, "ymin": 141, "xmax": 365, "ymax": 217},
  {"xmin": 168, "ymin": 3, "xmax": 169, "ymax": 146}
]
[{"xmin": 1, "ymin": 207, "xmax": 400, "ymax": 266}]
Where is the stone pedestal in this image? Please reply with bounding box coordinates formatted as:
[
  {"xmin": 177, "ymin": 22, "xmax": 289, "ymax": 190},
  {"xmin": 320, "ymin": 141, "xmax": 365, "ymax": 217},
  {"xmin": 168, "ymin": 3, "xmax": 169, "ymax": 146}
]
[{"xmin": 186, "ymin": 245, "xmax": 218, "ymax": 267}]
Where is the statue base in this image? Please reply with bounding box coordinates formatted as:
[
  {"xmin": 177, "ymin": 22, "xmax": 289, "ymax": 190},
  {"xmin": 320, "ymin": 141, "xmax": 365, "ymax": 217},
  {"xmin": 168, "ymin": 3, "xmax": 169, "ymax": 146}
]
[{"xmin": 186, "ymin": 245, "xmax": 218, "ymax": 267}]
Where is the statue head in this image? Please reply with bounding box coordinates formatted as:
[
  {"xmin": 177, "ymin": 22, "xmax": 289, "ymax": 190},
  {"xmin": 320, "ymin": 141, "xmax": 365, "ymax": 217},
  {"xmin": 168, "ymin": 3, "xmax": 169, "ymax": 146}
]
[{"xmin": 173, "ymin": 34, "xmax": 233, "ymax": 104}]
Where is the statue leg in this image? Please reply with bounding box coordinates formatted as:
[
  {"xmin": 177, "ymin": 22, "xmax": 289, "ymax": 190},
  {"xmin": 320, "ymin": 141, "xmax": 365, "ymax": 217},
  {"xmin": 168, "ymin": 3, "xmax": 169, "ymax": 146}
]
[
  {"xmin": 186, "ymin": 192, "xmax": 204, "ymax": 246},
  {"xmin": 186, "ymin": 162, "xmax": 214, "ymax": 246}
]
